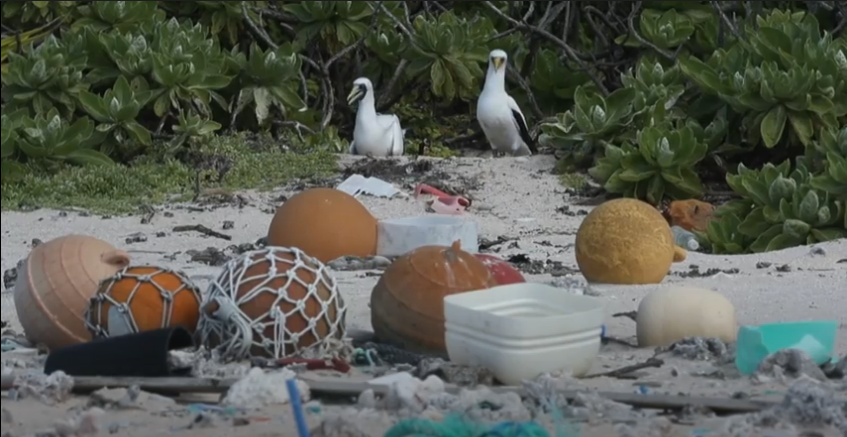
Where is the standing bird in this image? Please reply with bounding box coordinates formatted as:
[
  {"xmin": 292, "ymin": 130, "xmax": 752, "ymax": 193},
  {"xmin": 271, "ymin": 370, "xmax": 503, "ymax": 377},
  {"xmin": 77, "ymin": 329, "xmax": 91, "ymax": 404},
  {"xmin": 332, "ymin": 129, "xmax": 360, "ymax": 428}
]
[
  {"xmin": 347, "ymin": 77, "xmax": 404, "ymax": 156},
  {"xmin": 476, "ymin": 49, "xmax": 537, "ymax": 156}
]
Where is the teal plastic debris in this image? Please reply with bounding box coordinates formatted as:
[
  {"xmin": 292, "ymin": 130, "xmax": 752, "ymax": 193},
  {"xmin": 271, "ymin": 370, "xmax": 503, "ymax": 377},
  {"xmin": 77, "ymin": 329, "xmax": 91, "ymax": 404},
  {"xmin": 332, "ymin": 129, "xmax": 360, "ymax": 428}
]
[{"xmin": 735, "ymin": 320, "xmax": 838, "ymax": 375}]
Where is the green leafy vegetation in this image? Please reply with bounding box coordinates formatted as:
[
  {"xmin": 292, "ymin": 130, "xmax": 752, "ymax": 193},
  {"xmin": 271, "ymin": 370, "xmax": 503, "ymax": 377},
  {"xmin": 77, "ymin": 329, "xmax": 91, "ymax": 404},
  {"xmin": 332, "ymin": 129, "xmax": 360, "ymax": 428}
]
[{"xmin": 0, "ymin": 1, "xmax": 844, "ymax": 253}]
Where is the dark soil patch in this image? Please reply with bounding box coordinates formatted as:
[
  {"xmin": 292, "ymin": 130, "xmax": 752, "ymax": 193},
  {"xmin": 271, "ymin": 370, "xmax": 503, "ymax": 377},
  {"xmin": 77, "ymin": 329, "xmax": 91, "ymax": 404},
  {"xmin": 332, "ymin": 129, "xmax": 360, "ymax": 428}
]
[
  {"xmin": 506, "ymin": 254, "xmax": 579, "ymax": 276},
  {"xmin": 673, "ymin": 264, "xmax": 740, "ymax": 278}
]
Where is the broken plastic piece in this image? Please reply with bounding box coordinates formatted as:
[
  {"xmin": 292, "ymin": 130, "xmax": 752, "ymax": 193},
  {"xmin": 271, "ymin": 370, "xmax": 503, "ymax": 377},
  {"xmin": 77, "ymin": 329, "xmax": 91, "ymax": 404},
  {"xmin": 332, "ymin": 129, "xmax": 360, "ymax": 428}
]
[
  {"xmin": 414, "ymin": 183, "xmax": 469, "ymax": 214},
  {"xmin": 735, "ymin": 320, "xmax": 838, "ymax": 375},
  {"xmin": 336, "ymin": 174, "xmax": 402, "ymax": 198}
]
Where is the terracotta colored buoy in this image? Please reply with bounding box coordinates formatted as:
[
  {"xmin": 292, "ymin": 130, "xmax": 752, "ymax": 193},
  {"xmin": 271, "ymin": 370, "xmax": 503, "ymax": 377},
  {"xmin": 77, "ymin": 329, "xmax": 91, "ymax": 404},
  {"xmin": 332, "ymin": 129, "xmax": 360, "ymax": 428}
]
[
  {"xmin": 371, "ymin": 240, "xmax": 497, "ymax": 354},
  {"xmin": 267, "ymin": 188, "xmax": 378, "ymax": 263},
  {"xmin": 13, "ymin": 235, "xmax": 130, "ymax": 350},
  {"xmin": 85, "ymin": 266, "xmax": 202, "ymax": 338},
  {"xmin": 197, "ymin": 247, "xmax": 346, "ymax": 360},
  {"xmin": 575, "ymin": 198, "xmax": 686, "ymax": 284},
  {"xmin": 474, "ymin": 254, "xmax": 525, "ymax": 285}
]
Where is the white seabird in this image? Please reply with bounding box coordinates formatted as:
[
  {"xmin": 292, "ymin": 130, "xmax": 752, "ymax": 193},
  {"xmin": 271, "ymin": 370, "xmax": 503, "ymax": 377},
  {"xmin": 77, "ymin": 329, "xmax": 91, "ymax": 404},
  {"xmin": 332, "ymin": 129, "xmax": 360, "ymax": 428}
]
[
  {"xmin": 347, "ymin": 77, "xmax": 404, "ymax": 156},
  {"xmin": 476, "ymin": 49, "xmax": 537, "ymax": 156}
]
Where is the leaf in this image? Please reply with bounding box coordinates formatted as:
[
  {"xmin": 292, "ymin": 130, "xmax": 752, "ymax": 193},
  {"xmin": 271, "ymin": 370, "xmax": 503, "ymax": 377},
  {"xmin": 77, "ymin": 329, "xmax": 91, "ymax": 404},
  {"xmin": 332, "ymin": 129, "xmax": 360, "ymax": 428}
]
[
  {"xmin": 677, "ymin": 55, "xmax": 728, "ymax": 94},
  {"xmin": 738, "ymin": 207, "xmax": 771, "ymax": 237},
  {"xmin": 645, "ymin": 175, "xmax": 666, "ymax": 205},
  {"xmin": 787, "ymin": 111, "xmax": 814, "ymax": 146},
  {"xmin": 153, "ymin": 93, "xmax": 170, "ymax": 117},
  {"xmin": 783, "ymin": 219, "xmax": 811, "ymax": 239},
  {"xmin": 796, "ymin": 190, "xmax": 820, "ymax": 224},
  {"xmin": 123, "ymin": 121, "xmax": 151, "ymax": 146},
  {"xmin": 760, "ymin": 105, "xmax": 786, "ymax": 148},
  {"xmin": 269, "ymin": 84, "xmax": 306, "ymax": 112},
  {"xmin": 77, "ymin": 90, "xmax": 110, "ymax": 122},
  {"xmin": 603, "ymin": 87, "xmax": 636, "ymax": 124},
  {"xmin": 766, "ymin": 232, "xmax": 804, "ymax": 252},
  {"xmin": 810, "ymin": 228, "xmax": 847, "ymax": 242},
  {"xmin": 767, "ymin": 175, "xmax": 795, "ymax": 203},
  {"xmin": 112, "ymin": 75, "xmax": 133, "ymax": 105},
  {"xmin": 749, "ymin": 224, "xmax": 783, "ymax": 252},
  {"xmin": 196, "ymin": 74, "xmax": 232, "ymax": 90},
  {"xmin": 430, "ymin": 60, "xmax": 446, "ymax": 97},
  {"xmin": 66, "ymin": 148, "xmax": 114, "ymax": 166}
]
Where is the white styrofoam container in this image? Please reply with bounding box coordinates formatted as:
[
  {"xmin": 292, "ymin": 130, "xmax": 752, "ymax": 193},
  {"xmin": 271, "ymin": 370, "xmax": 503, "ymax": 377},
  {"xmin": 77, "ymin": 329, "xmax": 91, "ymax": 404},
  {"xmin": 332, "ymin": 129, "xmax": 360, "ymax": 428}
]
[
  {"xmin": 444, "ymin": 283, "xmax": 604, "ymax": 384},
  {"xmin": 376, "ymin": 216, "xmax": 478, "ymax": 257}
]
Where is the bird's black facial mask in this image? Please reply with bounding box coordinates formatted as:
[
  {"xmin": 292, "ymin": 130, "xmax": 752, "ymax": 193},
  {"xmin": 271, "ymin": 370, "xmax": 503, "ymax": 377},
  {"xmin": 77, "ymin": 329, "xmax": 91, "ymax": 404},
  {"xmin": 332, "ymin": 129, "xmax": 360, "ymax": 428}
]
[
  {"xmin": 347, "ymin": 83, "xmax": 367, "ymax": 105},
  {"xmin": 491, "ymin": 56, "xmax": 505, "ymax": 70}
]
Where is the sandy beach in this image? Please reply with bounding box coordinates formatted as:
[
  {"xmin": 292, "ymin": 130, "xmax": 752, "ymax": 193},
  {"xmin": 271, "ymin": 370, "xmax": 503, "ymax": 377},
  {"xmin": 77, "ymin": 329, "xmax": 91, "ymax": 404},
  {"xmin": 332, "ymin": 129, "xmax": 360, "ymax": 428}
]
[{"xmin": 2, "ymin": 155, "xmax": 845, "ymax": 436}]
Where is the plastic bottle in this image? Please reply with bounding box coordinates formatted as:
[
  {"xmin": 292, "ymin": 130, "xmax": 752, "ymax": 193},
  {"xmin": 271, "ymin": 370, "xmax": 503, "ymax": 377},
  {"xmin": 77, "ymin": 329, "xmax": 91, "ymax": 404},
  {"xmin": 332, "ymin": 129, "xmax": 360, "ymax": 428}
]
[{"xmin": 671, "ymin": 225, "xmax": 699, "ymax": 251}]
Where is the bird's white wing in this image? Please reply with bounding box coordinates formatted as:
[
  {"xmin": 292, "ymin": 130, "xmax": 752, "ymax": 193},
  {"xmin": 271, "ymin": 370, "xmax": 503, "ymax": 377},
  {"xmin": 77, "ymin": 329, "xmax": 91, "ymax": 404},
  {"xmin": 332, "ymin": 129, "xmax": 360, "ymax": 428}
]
[
  {"xmin": 390, "ymin": 115, "xmax": 403, "ymax": 156},
  {"xmin": 375, "ymin": 113, "xmax": 403, "ymax": 155},
  {"xmin": 375, "ymin": 113, "xmax": 396, "ymax": 130},
  {"xmin": 506, "ymin": 95, "xmax": 537, "ymax": 153}
]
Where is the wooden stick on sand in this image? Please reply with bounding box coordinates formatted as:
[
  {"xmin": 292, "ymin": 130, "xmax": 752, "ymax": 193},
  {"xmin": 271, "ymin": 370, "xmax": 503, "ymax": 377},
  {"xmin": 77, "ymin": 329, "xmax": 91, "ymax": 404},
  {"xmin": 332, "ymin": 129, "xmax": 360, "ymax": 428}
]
[{"xmin": 2, "ymin": 374, "xmax": 779, "ymax": 415}]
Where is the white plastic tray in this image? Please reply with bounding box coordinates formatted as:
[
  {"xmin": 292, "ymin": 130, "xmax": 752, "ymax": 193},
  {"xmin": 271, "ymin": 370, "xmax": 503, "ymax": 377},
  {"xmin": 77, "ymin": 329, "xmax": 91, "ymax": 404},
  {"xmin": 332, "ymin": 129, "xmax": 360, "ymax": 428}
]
[{"xmin": 444, "ymin": 283, "xmax": 604, "ymax": 384}]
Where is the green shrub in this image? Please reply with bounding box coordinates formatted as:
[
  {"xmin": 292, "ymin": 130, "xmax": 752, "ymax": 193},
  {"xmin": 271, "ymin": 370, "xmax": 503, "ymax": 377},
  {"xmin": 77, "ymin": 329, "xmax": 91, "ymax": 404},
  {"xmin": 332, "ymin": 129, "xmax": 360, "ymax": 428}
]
[{"xmin": 0, "ymin": 1, "xmax": 843, "ymax": 252}]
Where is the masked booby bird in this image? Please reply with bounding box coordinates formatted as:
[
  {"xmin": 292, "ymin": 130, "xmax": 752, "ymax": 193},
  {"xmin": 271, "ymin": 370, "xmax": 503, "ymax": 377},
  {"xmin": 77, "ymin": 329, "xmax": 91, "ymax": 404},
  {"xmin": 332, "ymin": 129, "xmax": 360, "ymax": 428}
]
[
  {"xmin": 347, "ymin": 77, "xmax": 404, "ymax": 156},
  {"xmin": 476, "ymin": 49, "xmax": 537, "ymax": 156}
]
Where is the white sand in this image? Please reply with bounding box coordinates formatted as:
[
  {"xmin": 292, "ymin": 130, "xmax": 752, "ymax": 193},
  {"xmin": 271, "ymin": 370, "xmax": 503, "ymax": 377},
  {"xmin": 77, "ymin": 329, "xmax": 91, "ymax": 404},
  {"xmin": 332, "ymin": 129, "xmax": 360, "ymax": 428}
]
[{"xmin": 2, "ymin": 155, "xmax": 845, "ymax": 435}]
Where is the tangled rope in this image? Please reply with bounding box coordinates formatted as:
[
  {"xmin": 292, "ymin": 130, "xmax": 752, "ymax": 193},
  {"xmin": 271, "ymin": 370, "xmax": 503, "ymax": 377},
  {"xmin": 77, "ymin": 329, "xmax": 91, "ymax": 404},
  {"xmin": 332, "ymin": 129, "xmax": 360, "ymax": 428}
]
[{"xmin": 383, "ymin": 414, "xmax": 575, "ymax": 437}]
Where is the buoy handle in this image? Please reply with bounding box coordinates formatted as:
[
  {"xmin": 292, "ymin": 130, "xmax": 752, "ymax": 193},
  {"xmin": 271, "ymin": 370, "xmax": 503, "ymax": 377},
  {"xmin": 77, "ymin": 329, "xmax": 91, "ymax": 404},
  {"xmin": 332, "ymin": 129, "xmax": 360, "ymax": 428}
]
[{"xmin": 102, "ymin": 250, "xmax": 130, "ymax": 268}]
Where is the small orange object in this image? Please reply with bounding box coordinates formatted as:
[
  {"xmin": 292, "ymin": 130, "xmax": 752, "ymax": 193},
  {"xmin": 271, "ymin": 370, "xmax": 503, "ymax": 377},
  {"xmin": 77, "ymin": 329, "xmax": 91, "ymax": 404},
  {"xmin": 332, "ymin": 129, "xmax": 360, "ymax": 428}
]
[
  {"xmin": 666, "ymin": 199, "xmax": 715, "ymax": 232},
  {"xmin": 86, "ymin": 266, "xmax": 202, "ymax": 338},
  {"xmin": 371, "ymin": 240, "xmax": 497, "ymax": 353}
]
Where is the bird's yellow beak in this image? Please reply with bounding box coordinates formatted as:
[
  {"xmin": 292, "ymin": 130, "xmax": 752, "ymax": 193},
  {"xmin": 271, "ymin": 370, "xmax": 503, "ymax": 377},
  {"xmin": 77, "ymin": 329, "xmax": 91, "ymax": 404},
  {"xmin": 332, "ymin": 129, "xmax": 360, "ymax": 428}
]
[
  {"xmin": 492, "ymin": 57, "xmax": 504, "ymax": 70},
  {"xmin": 347, "ymin": 86, "xmax": 363, "ymax": 105}
]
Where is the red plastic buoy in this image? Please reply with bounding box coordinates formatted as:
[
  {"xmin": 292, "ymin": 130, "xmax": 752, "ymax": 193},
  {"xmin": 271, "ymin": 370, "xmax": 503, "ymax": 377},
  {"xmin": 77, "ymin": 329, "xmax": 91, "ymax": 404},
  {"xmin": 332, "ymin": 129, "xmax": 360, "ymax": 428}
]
[{"xmin": 473, "ymin": 254, "xmax": 525, "ymax": 285}]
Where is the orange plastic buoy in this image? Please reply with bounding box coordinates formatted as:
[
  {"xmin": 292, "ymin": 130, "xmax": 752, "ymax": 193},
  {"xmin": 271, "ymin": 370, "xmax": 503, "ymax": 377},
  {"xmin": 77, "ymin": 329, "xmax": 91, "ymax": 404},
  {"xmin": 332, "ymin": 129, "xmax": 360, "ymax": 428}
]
[
  {"xmin": 267, "ymin": 188, "xmax": 378, "ymax": 263},
  {"xmin": 371, "ymin": 240, "xmax": 497, "ymax": 354},
  {"xmin": 85, "ymin": 266, "xmax": 202, "ymax": 338}
]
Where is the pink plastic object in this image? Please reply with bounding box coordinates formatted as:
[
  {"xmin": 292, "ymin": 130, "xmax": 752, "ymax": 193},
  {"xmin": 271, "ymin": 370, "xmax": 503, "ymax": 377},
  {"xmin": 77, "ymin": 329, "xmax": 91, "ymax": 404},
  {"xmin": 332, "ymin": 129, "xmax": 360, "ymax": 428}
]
[{"xmin": 414, "ymin": 184, "xmax": 469, "ymax": 215}]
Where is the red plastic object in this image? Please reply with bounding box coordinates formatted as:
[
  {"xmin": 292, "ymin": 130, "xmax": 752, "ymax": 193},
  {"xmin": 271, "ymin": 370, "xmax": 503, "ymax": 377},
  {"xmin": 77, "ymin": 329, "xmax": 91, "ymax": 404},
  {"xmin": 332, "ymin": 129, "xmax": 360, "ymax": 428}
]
[
  {"xmin": 414, "ymin": 183, "xmax": 470, "ymax": 214},
  {"xmin": 473, "ymin": 254, "xmax": 526, "ymax": 285}
]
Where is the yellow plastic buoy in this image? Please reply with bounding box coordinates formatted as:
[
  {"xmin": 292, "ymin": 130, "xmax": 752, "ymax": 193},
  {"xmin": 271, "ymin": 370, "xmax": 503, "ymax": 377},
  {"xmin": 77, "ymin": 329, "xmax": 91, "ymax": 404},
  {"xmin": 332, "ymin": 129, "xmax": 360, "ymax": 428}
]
[{"xmin": 575, "ymin": 198, "xmax": 686, "ymax": 284}]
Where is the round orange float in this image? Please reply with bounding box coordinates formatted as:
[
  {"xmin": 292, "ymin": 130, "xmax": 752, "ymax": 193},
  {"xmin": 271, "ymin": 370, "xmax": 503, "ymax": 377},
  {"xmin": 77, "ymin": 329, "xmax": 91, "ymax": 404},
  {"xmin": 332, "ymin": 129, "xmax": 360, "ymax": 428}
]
[
  {"xmin": 267, "ymin": 188, "xmax": 378, "ymax": 263},
  {"xmin": 197, "ymin": 247, "xmax": 346, "ymax": 360},
  {"xmin": 371, "ymin": 240, "xmax": 497, "ymax": 354},
  {"xmin": 13, "ymin": 234, "xmax": 130, "ymax": 351},
  {"xmin": 85, "ymin": 266, "xmax": 202, "ymax": 338}
]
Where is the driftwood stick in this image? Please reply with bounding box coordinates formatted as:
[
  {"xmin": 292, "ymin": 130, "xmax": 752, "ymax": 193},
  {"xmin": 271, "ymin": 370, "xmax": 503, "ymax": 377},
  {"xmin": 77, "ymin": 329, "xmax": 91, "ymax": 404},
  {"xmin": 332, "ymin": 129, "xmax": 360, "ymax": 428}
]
[
  {"xmin": 584, "ymin": 357, "xmax": 664, "ymax": 379},
  {"xmin": 34, "ymin": 375, "xmax": 780, "ymax": 415},
  {"xmin": 172, "ymin": 224, "xmax": 231, "ymax": 240}
]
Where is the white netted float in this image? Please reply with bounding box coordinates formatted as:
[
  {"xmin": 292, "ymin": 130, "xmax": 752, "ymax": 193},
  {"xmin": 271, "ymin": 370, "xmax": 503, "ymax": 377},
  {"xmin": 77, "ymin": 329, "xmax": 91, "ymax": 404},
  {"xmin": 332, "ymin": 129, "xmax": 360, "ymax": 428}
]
[{"xmin": 197, "ymin": 246, "xmax": 347, "ymax": 361}]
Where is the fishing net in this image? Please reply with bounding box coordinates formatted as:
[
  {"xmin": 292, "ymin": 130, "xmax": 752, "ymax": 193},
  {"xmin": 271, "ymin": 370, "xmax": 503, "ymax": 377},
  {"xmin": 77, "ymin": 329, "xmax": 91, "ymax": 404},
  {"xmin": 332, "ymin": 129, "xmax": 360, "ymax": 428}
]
[{"xmin": 197, "ymin": 247, "xmax": 346, "ymax": 361}]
